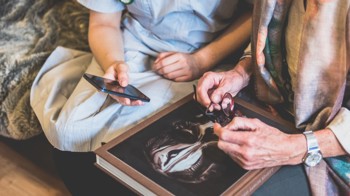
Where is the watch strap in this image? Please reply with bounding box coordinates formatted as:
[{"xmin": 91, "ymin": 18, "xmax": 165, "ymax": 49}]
[{"xmin": 303, "ymin": 130, "xmax": 320, "ymax": 153}]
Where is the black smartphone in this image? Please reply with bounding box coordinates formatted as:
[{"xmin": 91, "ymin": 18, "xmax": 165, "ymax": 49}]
[{"xmin": 83, "ymin": 73, "xmax": 150, "ymax": 102}]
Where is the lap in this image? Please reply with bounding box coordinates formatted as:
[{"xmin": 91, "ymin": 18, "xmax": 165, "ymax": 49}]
[
  {"xmin": 53, "ymin": 147, "xmax": 310, "ymax": 196},
  {"xmin": 32, "ymin": 47, "xmax": 195, "ymax": 151},
  {"xmin": 253, "ymin": 165, "xmax": 310, "ymax": 196}
]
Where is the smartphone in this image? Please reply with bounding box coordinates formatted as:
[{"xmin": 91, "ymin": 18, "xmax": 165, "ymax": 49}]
[{"xmin": 83, "ymin": 73, "xmax": 150, "ymax": 102}]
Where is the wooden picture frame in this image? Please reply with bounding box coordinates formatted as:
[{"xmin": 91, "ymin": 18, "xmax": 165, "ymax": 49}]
[{"xmin": 94, "ymin": 93, "xmax": 296, "ymax": 196}]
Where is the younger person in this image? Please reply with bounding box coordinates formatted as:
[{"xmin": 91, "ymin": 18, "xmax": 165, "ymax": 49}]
[{"xmin": 31, "ymin": 0, "xmax": 253, "ymax": 195}]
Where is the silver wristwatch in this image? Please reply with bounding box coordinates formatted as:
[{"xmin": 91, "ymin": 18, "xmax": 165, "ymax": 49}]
[{"xmin": 302, "ymin": 131, "xmax": 323, "ymax": 167}]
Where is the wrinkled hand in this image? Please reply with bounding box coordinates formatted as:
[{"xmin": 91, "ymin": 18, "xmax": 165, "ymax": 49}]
[
  {"xmin": 152, "ymin": 52, "xmax": 202, "ymax": 82},
  {"xmin": 103, "ymin": 62, "xmax": 143, "ymax": 106},
  {"xmin": 214, "ymin": 117, "xmax": 304, "ymax": 170},
  {"xmin": 196, "ymin": 68, "xmax": 249, "ymax": 111}
]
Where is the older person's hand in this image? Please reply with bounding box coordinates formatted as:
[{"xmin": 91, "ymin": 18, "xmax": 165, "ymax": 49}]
[
  {"xmin": 214, "ymin": 117, "xmax": 306, "ymax": 170},
  {"xmin": 195, "ymin": 57, "xmax": 251, "ymax": 111}
]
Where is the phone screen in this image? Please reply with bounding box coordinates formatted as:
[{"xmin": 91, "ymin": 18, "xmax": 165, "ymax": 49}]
[{"xmin": 83, "ymin": 73, "xmax": 150, "ymax": 102}]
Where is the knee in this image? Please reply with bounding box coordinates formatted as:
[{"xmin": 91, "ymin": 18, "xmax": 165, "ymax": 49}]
[{"xmin": 44, "ymin": 115, "xmax": 94, "ymax": 152}]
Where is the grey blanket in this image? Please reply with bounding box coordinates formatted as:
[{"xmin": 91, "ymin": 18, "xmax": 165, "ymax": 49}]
[{"xmin": 0, "ymin": 0, "xmax": 89, "ymax": 139}]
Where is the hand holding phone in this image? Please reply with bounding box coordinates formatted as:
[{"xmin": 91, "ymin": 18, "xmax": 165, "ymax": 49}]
[{"xmin": 83, "ymin": 73, "xmax": 150, "ymax": 102}]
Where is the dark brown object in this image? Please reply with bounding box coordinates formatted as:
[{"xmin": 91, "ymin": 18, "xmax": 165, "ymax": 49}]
[{"xmin": 94, "ymin": 93, "xmax": 296, "ymax": 195}]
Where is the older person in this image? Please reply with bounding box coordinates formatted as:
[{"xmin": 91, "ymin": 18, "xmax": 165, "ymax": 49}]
[{"xmin": 196, "ymin": 0, "xmax": 350, "ymax": 195}]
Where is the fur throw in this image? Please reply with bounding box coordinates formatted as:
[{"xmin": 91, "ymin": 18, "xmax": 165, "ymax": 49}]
[{"xmin": 0, "ymin": 0, "xmax": 89, "ymax": 139}]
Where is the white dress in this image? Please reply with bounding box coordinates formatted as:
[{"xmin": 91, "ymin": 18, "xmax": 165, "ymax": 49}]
[{"xmin": 30, "ymin": 0, "xmax": 243, "ymax": 151}]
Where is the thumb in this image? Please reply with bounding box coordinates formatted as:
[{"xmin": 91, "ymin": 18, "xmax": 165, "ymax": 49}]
[
  {"xmin": 115, "ymin": 63, "xmax": 129, "ymax": 87},
  {"xmin": 210, "ymin": 80, "xmax": 233, "ymax": 104},
  {"xmin": 213, "ymin": 122, "xmax": 223, "ymax": 136}
]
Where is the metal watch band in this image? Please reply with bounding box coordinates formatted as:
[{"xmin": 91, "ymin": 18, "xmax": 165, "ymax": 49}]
[{"xmin": 303, "ymin": 130, "xmax": 320, "ymax": 153}]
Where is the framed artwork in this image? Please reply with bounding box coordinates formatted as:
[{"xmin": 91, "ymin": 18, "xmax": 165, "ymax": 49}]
[{"xmin": 95, "ymin": 93, "xmax": 296, "ymax": 196}]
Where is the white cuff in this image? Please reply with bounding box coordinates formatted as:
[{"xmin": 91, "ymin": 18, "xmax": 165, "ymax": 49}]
[{"xmin": 327, "ymin": 108, "xmax": 350, "ymax": 154}]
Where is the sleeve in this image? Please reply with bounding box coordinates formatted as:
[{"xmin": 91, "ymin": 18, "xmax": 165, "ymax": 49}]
[
  {"xmin": 327, "ymin": 108, "xmax": 350, "ymax": 154},
  {"xmin": 77, "ymin": 0, "xmax": 125, "ymax": 13},
  {"xmin": 239, "ymin": 43, "xmax": 252, "ymax": 61}
]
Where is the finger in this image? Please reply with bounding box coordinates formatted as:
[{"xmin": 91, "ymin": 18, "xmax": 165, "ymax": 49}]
[
  {"xmin": 154, "ymin": 52, "xmax": 176, "ymax": 65},
  {"xmin": 129, "ymin": 99, "xmax": 144, "ymax": 106},
  {"xmin": 156, "ymin": 61, "xmax": 183, "ymax": 76},
  {"xmin": 214, "ymin": 120, "xmax": 261, "ymax": 147},
  {"xmin": 218, "ymin": 139, "xmax": 241, "ymax": 155},
  {"xmin": 115, "ymin": 63, "xmax": 129, "ymax": 87},
  {"xmin": 162, "ymin": 67, "xmax": 187, "ymax": 80},
  {"xmin": 111, "ymin": 96, "xmax": 144, "ymax": 106},
  {"xmin": 208, "ymin": 103, "xmax": 221, "ymax": 112},
  {"xmin": 225, "ymin": 117, "xmax": 260, "ymax": 131},
  {"xmin": 219, "ymin": 139, "xmax": 271, "ymax": 170},
  {"xmin": 173, "ymin": 75, "xmax": 191, "ymax": 82},
  {"xmin": 215, "ymin": 124, "xmax": 266, "ymax": 168},
  {"xmin": 154, "ymin": 54, "xmax": 180, "ymax": 71},
  {"xmin": 206, "ymin": 73, "xmax": 233, "ymax": 104},
  {"xmin": 104, "ymin": 65, "xmax": 118, "ymax": 81},
  {"xmin": 119, "ymin": 98, "xmax": 144, "ymax": 106},
  {"xmin": 217, "ymin": 140, "xmax": 245, "ymax": 165},
  {"xmin": 109, "ymin": 94, "xmax": 143, "ymax": 106},
  {"xmin": 110, "ymin": 95, "xmax": 131, "ymax": 105},
  {"xmin": 103, "ymin": 71, "xmax": 117, "ymax": 81},
  {"xmin": 218, "ymin": 139, "xmax": 265, "ymax": 170},
  {"xmin": 210, "ymin": 86, "xmax": 230, "ymax": 104},
  {"xmin": 196, "ymin": 72, "xmax": 222, "ymax": 107},
  {"xmin": 214, "ymin": 123, "xmax": 244, "ymax": 145}
]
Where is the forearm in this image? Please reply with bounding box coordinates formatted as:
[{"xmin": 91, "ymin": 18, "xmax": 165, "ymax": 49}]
[
  {"xmin": 316, "ymin": 108, "xmax": 349, "ymax": 158},
  {"xmin": 194, "ymin": 11, "xmax": 252, "ymax": 72},
  {"xmin": 285, "ymin": 128, "xmax": 347, "ymax": 166},
  {"xmin": 88, "ymin": 11, "xmax": 124, "ymax": 72},
  {"xmin": 232, "ymin": 55, "xmax": 253, "ymax": 85},
  {"xmin": 315, "ymin": 128, "xmax": 347, "ymax": 157}
]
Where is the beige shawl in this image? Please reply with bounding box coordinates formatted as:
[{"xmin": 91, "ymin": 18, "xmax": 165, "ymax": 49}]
[{"xmin": 251, "ymin": 0, "xmax": 350, "ymax": 195}]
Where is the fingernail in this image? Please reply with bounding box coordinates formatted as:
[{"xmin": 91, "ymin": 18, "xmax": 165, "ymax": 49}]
[
  {"xmin": 121, "ymin": 81, "xmax": 127, "ymax": 87},
  {"xmin": 213, "ymin": 123, "xmax": 221, "ymax": 130},
  {"xmin": 208, "ymin": 104, "xmax": 214, "ymax": 112}
]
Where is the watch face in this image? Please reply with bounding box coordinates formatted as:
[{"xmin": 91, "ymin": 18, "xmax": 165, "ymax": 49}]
[{"xmin": 305, "ymin": 152, "xmax": 322, "ymax": 167}]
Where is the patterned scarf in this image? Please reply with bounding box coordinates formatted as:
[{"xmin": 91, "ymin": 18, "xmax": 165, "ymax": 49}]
[{"xmin": 251, "ymin": 0, "xmax": 350, "ymax": 195}]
